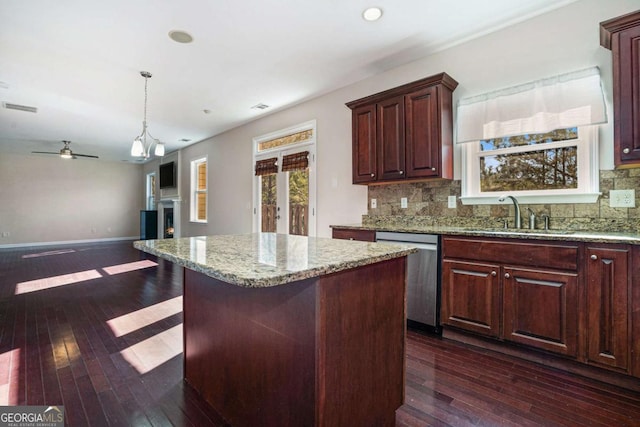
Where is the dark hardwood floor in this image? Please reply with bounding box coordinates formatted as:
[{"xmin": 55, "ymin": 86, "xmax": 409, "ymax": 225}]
[{"xmin": 1, "ymin": 240, "xmax": 640, "ymax": 426}]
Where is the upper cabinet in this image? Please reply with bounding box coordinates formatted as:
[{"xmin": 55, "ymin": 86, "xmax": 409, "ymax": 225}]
[
  {"xmin": 347, "ymin": 73, "xmax": 458, "ymax": 184},
  {"xmin": 600, "ymin": 11, "xmax": 640, "ymax": 167}
]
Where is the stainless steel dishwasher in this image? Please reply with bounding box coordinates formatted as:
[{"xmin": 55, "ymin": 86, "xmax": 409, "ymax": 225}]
[{"xmin": 376, "ymin": 231, "xmax": 441, "ymax": 334}]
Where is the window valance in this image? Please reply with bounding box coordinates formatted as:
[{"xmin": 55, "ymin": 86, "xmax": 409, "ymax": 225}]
[
  {"xmin": 255, "ymin": 157, "xmax": 278, "ymax": 176},
  {"xmin": 281, "ymin": 151, "xmax": 309, "ymax": 172},
  {"xmin": 456, "ymin": 67, "xmax": 607, "ymax": 143}
]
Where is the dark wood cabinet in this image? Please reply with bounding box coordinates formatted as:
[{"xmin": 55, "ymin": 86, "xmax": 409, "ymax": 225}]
[
  {"xmin": 503, "ymin": 267, "xmax": 578, "ymax": 357},
  {"xmin": 600, "ymin": 11, "xmax": 640, "ymax": 167},
  {"xmin": 352, "ymin": 104, "xmax": 377, "ymax": 183},
  {"xmin": 331, "ymin": 227, "xmax": 376, "ymax": 242},
  {"xmin": 586, "ymin": 245, "xmax": 631, "ymax": 373},
  {"xmin": 346, "ymin": 73, "xmax": 458, "ymax": 184},
  {"xmin": 441, "ymin": 259, "xmax": 501, "ymax": 338},
  {"xmin": 377, "ymin": 95, "xmax": 406, "ymax": 180},
  {"xmin": 442, "ymin": 236, "xmax": 580, "ymax": 357}
]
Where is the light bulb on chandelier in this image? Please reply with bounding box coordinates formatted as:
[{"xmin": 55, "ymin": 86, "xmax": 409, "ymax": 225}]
[{"xmin": 130, "ymin": 71, "xmax": 165, "ymax": 158}]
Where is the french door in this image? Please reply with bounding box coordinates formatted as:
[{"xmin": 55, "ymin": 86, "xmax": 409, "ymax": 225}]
[{"xmin": 255, "ymin": 148, "xmax": 314, "ymax": 236}]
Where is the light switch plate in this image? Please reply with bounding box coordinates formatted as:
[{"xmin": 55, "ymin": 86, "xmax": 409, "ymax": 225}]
[
  {"xmin": 610, "ymin": 189, "xmax": 636, "ymax": 208},
  {"xmin": 448, "ymin": 195, "xmax": 457, "ymax": 209},
  {"xmin": 400, "ymin": 197, "xmax": 408, "ymax": 209},
  {"xmin": 370, "ymin": 198, "xmax": 377, "ymax": 209}
]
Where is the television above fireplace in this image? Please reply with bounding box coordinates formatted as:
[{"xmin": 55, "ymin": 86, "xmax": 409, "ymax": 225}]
[{"xmin": 159, "ymin": 161, "xmax": 176, "ymax": 189}]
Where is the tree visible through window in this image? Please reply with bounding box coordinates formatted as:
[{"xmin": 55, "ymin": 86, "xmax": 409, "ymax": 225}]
[{"xmin": 479, "ymin": 128, "xmax": 578, "ymax": 193}]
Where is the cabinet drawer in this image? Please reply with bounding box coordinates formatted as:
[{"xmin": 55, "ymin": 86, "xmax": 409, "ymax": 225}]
[
  {"xmin": 443, "ymin": 236, "xmax": 579, "ymax": 271},
  {"xmin": 332, "ymin": 228, "xmax": 376, "ymax": 242}
]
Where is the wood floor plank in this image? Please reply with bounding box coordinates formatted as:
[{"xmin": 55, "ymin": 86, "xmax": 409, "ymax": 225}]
[{"xmin": 2, "ymin": 241, "xmax": 640, "ymax": 426}]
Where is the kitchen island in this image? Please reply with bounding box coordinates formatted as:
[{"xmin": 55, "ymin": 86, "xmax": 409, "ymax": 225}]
[{"xmin": 134, "ymin": 233, "xmax": 416, "ymax": 427}]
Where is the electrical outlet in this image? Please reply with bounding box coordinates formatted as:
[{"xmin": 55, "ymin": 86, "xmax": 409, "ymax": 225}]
[
  {"xmin": 1, "ymin": 232, "xmax": 9, "ymax": 238},
  {"xmin": 370, "ymin": 198, "xmax": 377, "ymax": 209},
  {"xmin": 448, "ymin": 195, "xmax": 457, "ymax": 209},
  {"xmin": 610, "ymin": 189, "xmax": 636, "ymax": 208},
  {"xmin": 401, "ymin": 197, "xmax": 408, "ymax": 209}
]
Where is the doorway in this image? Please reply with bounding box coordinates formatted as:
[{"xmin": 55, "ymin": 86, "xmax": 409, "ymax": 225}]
[{"xmin": 253, "ymin": 121, "xmax": 316, "ymax": 236}]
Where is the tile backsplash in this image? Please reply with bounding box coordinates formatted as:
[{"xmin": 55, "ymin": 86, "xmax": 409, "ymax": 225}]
[{"xmin": 364, "ymin": 169, "xmax": 640, "ymax": 232}]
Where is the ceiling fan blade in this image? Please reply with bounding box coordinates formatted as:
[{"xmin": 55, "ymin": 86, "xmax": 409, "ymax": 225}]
[
  {"xmin": 73, "ymin": 153, "xmax": 99, "ymax": 158},
  {"xmin": 31, "ymin": 151, "xmax": 59, "ymax": 155}
]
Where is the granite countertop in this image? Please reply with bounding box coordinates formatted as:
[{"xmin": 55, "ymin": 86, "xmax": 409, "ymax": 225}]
[
  {"xmin": 133, "ymin": 233, "xmax": 416, "ymax": 288},
  {"xmin": 331, "ymin": 224, "xmax": 640, "ymax": 245}
]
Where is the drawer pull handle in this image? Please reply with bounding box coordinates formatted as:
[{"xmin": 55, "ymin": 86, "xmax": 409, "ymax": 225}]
[
  {"xmin": 591, "ymin": 254, "xmax": 598, "ymax": 260},
  {"xmin": 491, "ymin": 271, "xmax": 497, "ymax": 277},
  {"xmin": 623, "ymin": 148, "xmax": 630, "ymax": 154},
  {"xmin": 504, "ymin": 273, "xmax": 511, "ymax": 279}
]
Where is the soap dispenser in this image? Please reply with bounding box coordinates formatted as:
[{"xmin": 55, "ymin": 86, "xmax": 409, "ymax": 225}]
[{"xmin": 527, "ymin": 208, "xmax": 536, "ymax": 230}]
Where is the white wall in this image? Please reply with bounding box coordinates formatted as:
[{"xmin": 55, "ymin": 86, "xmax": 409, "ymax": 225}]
[
  {"xmin": 0, "ymin": 153, "xmax": 144, "ymax": 246},
  {"xmin": 173, "ymin": 0, "xmax": 637, "ymax": 238}
]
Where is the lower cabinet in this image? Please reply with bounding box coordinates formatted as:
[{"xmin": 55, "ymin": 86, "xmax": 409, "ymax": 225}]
[
  {"xmin": 503, "ymin": 267, "xmax": 578, "ymax": 357},
  {"xmin": 442, "ymin": 236, "xmax": 580, "ymax": 358},
  {"xmin": 585, "ymin": 245, "xmax": 630, "ymax": 373},
  {"xmin": 441, "ymin": 260, "xmax": 501, "ymax": 338},
  {"xmin": 443, "ymin": 236, "xmax": 638, "ymax": 378},
  {"xmin": 331, "ymin": 227, "xmax": 376, "ymax": 242}
]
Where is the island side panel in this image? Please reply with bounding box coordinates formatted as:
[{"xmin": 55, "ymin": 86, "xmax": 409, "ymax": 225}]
[
  {"xmin": 317, "ymin": 257, "xmax": 406, "ymax": 427},
  {"xmin": 183, "ymin": 269, "xmax": 318, "ymax": 427}
]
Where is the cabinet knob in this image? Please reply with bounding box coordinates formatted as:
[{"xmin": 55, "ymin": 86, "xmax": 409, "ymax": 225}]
[
  {"xmin": 371, "ymin": 173, "xmax": 375, "ymax": 177},
  {"xmin": 590, "ymin": 254, "xmax": 598, "ymax": 260},
  {"xmin": 623, "ymin": 148, "xmax": 630, "ymax": 154},
  {"xmin": 431, "ymin": 167, "xmax": 436, "ymax": 171},
  {"xmin": 491, "ymin": 271, "xmax": 497, "ymax": 277},
  {"xmin": 349, "ymin": 237, "xmax": 354, "ymax": 240},
  {"xmin": 399, "ymin": 170, "xmax": 404, "ymax": 175},
  {"xmin": 504, "ymin": 273, "xmax": 511, "ymax": 279}
]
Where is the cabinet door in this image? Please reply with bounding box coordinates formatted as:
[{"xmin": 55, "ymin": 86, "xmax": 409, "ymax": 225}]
[
  {"xmin": 586, "ymin": 246, "xmax": 630, "ymax": 372},
  {"xmin": 331, "ymin": 227, "xmax": 376, "ymax": 242},
  {"xmin": 352, "ymin": 104, "xmax": 377, "ymax": 184},
  {"xmin": 405, "ymin": 86, "xmax": 439, "ymax": 178},
  {"xmin": 441, "ymin": 260, "xmax": 501, "ymax": 338},
  {"xmin": 377, "ymin": 96, "xmax": 405, "ymax": 180},
  {"xmin": 503, "ymin": 267, "xmax": 578, "ymax": 357},
  {"xmin": 614, "ymin": 23, "xmax": 640, "ymax": 165}
]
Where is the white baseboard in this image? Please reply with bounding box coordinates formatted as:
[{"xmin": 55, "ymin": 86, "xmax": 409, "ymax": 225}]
[{"xmin": 0, "ymin": 236, "xmax": 140, "ymax": 249}]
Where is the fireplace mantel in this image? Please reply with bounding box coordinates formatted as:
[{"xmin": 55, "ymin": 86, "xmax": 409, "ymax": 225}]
[{"xmin": 157, "ymin": 199, "xmax": 181, "ymax": 239}]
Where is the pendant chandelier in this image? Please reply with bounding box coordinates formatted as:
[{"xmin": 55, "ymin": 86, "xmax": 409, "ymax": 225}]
[{"xmin": 131, "ymin": 71, "xmax": 165, "ymax": 158}]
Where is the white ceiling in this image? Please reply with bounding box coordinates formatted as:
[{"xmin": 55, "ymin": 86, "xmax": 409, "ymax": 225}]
[{"xmin": 0, "ymin": 0, "xmax": 575, "ymax": 162}]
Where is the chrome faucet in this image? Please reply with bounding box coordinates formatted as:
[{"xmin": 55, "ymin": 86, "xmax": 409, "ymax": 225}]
[{"xmin": 498, "ymin": 195, "xmax": 522, "ymax": 229}]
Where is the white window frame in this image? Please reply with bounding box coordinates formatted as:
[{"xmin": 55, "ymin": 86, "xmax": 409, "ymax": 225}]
[
  {"xmin": 146, "ymin": 172, "xmax": 156, "ymax": 210},
  {"xmin": 252, "ymin": 120, "xmax": 317, "ymax": 236},
  {"xmin": 460, "ymin": 126, "xmax": 600, "ymax": 205},
  {"xmin": 190, "ymin": 156, "xmax": 208, "ymax": 223}
]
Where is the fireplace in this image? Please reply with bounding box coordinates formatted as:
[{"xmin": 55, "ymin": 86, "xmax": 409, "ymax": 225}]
[
  {"xmin": 164, "ymin": 208, "xmax": 174, "ymax": 238},
  {"xmin": 158, "ymin": 199, "xmax": 181, "ymax": 239}
]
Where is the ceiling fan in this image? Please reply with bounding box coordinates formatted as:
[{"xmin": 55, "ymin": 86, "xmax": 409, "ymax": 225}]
[{"xmin": 32, "ymin": 140, "xmax": 99, "ymax": 159}]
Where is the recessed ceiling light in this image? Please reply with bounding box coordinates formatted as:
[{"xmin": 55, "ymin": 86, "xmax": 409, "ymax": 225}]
[
  {"xmin": 179, "ymin": 138, "xmax": 191, "ymax": 142},
  {"xmin": 168, "ymin": 30, "xmax": 194, "ymax": 44},
  {"xmin": 362, "ymin": 7, "xmax": 383, "ymax": 21}
]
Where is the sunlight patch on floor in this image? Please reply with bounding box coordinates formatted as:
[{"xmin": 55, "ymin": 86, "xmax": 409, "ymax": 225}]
[
  {"xmin": 102, "ymin": 260, "xmax": 158, "ymax": 275},
  {"xmin": 107, "ymin": 296, "xmax": 182, "ymax": 338},
  {"xmin": 15, "ymin": 269, "xmax": 103, "ymax": 295},
  {"xmin": 0, "ymin": 348, "xmax": 20, "ymax": 405},
  {"xmin": 22, "ymin": 249, "xmax": 76, "ymax": 259},
  {"xmin": 119, "ymin": 324, "xmax": 182, "ymax": 374}
]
